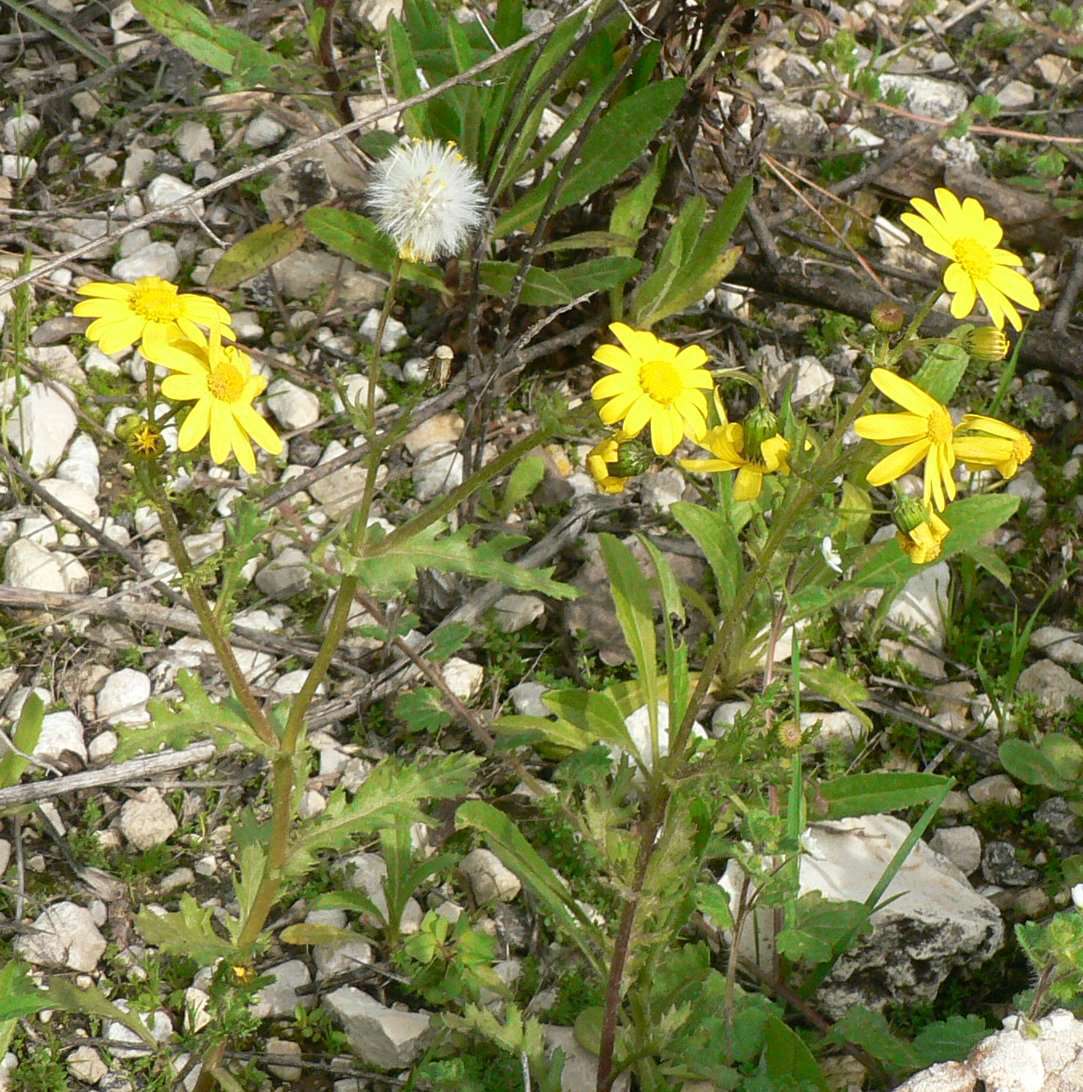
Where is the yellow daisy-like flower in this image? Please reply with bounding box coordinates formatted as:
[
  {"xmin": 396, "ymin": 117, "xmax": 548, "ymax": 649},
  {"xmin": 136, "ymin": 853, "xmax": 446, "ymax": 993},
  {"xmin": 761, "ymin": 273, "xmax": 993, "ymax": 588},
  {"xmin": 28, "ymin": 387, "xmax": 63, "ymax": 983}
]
[
  {"xmin": 587, "ymin": 434, "xmax": 629, "ymax": 494},
  {"xmin": 896, "ymin": 507, "xmax": 950, "ymax": 565},
  {"xmin": 679, "ymin": 404, "xmax": 791, "ymax": 502},
  {"xmin": 143, "ymin": 327, "xmax": 282, "ymax": 474},
  {"xmin": 899, "ymin": 188, "xmax": 1040, "ymax": 331},
  {"xmin": 953, "ymin": 414, "xmax": 1033, "ymax": 480},
  {"xmin": 73, "ymin": 276, "xmax": 234, "ymax": 355},
  {"xmin": 854, "ymin": 368, "xmax": 957, "ymax": 512},
  {"xmin": 591, "ymin": 323, "xmax": 712, "ymax": 456}
]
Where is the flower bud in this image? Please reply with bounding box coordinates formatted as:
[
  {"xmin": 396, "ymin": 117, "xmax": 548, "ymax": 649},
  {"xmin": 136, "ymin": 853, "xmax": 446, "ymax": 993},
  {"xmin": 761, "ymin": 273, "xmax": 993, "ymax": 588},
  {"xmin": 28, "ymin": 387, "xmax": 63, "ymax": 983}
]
[
  {"xmin": 892, "ymin": 495, "xmax": 929, "ymax": 535},
  {"xmin": 967, "ymin": 327, "xmax": 1010, "ymax": 362},
  {"xmin": 743, "ymin": 404, "xmax": 780, "ymax": 464},
  {"xmin": 871, "ymin": 303, "xmax": 905, "ymax": 333},
  {"xmin": 611, "ymin": 439, "xmax": 653, "ymax": 478}
]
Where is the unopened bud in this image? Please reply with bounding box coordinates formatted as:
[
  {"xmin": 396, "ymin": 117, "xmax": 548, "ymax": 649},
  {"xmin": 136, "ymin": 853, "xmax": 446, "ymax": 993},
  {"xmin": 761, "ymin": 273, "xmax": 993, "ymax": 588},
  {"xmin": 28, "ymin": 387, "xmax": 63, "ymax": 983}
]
[
  {"xmin": 743, "ymin": 404, "xmax": 780, "ymax": 463},
  {"xmin": 871, "ymin": 303, "xmax": 905, "ymax": 333},
  {"xmin": 967, "ymin": 327, "xmax": 1010, "ymax": 362},
  {"xmin": 611, "ymin": 439, "xmax": 653, "ymax": 478},
  {"xmin": 893, "ymin": 495, "xmax": 930, "ymax": 535}
]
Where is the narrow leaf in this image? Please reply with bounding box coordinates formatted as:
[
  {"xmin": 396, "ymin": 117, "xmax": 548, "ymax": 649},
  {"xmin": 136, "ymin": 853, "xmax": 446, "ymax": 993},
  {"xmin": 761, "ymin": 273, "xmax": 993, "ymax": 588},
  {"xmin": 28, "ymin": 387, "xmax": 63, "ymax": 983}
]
[{"xmin": 208, "ymin": 222, "xmax": 307, "ymax": 289}]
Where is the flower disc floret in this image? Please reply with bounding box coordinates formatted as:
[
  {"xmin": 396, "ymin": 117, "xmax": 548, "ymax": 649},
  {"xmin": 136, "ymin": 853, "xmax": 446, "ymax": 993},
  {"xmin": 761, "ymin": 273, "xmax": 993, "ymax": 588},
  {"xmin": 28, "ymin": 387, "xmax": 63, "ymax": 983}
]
[
  {"xmin": 591, "ymin": 323, "xmax": 712, "ymax": 456},
  {"xmin": 854, "ymin": 368, "xmax": 958, "ymax": 512},
  {"xmin": 953, "ymin": 414, "xmax": 1033, "ymax": 479},
  {"xmin": 143, "ymin": 327, "xmax": 282, "ymax": 475},
  {"xmin": 73, "ymin": 276, "xmax": 233, "ymax": 355},
  {"xmin": 368, "ymin": 139, "xmax": 486, "ymax": 263},
  {"xmin": 899, "ymin": 188, "xmax": 1040, "ymax": 331}
]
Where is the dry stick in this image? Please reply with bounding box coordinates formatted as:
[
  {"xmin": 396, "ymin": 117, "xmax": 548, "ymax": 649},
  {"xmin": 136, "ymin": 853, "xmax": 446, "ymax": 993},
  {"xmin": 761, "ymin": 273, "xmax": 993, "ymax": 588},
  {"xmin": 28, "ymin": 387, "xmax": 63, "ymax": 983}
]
[
  {"xmin": 0, "ymin": 0, "xmax": 599, "ymax": 302},
  {"xmin": 0, "ymin": 743, "xmax": 216, "ymax": 809},
  {"xmin": 1052, "ymin": 238, "xmax": 1083, "ymax": 334}
]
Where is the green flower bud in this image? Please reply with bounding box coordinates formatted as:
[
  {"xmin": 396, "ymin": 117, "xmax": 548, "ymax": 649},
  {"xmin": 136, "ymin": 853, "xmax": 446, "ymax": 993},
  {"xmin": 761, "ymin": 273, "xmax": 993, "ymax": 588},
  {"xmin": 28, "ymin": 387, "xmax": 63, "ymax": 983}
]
[
  {"xmin": 871, "ymin": 303, "xmax": 905, "ymax": 333},
  {"xmin": 967, "ymin": 326, "xmax": 1010, "ymax": 362},
  {"xmin": 611, "ymin": 439, "xmax": 653, "ymax": 477},
  {"xmin": 893, "ymin": 495, "xmax": 930, "ymax": 534},
  {"xmin": 743, "ymin": 404, "xmax": 780, "ymax": 463}
]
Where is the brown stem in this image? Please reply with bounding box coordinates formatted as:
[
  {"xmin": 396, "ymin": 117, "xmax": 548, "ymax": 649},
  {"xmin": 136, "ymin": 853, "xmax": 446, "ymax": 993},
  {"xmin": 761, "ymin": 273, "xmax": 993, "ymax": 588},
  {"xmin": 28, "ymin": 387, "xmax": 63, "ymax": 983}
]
[{"xmin": 314, "ymin": 0, "xmax": 353, "ymax": 127}]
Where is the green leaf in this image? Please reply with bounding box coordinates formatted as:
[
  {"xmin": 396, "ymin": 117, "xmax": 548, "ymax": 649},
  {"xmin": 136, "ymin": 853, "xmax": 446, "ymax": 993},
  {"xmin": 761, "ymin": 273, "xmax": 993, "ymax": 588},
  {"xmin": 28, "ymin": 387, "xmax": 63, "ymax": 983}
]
[
  {"xmin": 115, "ymin": 670, "xmax": 272, "ymax": 761},
  {"xmin": 800, "ymin": 664, "xmax": 870, "ymax": 734},
  {"xmin": 44, "ymin": 978, "xmax": 158, "ymax": 1049},
  {"xmin": 760, "ymin": 1014, "xmax": 829, "ymax": 1089},
  {"xmin": 346, "ymin": 522, "xmax": 577, "ymax": 600},
  {"xmin": 456, "ymin": 801, "xmax": 604, "ymax": 970},
  {"xmin": 610, "ymin": 147, "xmax": 669, "ymax": 253},
  {"xmin": 911, "ymin": 341, "xmax": 969, "ymax": 404},
  {"xmin": 775, "ymin": 891, "xmax": 870, "ymax": 965},
  {"xmin": 494, "ymin": 79, "xmax": 686, "ymax": 237},
  {"xmin": 395, "ymin": 688, "xmax": 453, "ymax": 734},
  {"xmin": 629, "ymin": 196, "xmax": 705, "ymax": 327},
  {"xmin": 133, "ymin": 0, "xmax": 286, "ymax": 86},
  {"xmin": 832, "ymin": 1007, "xmax": 920, "ymax": 1071},
  {"xmin": 0, "ymin": 962, "xmax": 49, "ymax": 1019},
  {"xmin": 500, "ymin": 455, "xmax": 545, "ymax": 517},
  {"xmin": 309, "ymin": 889, "xmax": 386, "ymax": 922},
  {"xmin": 818, "ymin": 772, "xmax": 952, "ymax": 819},
  {"xmin": 428, "ymin": 621, "xmax": 472, "ymax": 663},
  {"xmin": 208, "ymin": 222, "xmax": 307, "ymax": 289},
  {"xmin": 136, "ymin": 895, "xmax": 240, "ymax": 964},
  {"xmin": 542, "ymin": 689, "xmax": 637, "ymax": 757},
  {"xmin": 479, "ymin": 262, "xmax": 574, "ymax": 306},
  {"xmin": 279, "ymin": 922, "xmax": 363, "ymax": 946},
  {"xmin": 0, "ymin": 692, "xmax": 44, "ymax": 789},
  {"xmin": 488, "ymin": 713, "xmax": 592, "ymax": 754},
  {"xmin": 999, "ymin": 736, "xmax": 1078, "ymax": 793},
  {"xmin": 599, "ymin": 534, "xmax": 658, "ymax": 716},
  {"xmin": 671, "ymin": 501, "xmax": 742, "ymax": 613},
  {"xmin": 302, "ymin": 207, "xmax": 447, "ymax": 294},
  {"xmin": 538, "ymin": 231, "xmax": 638, "ymax": 254},
  {"xmin": 290, "ymin": 753, "xmax": 480, "ymax": 869},
  {"xmin": 385, "ymin": 14, "xmax": 428, "ymax": 137},
  {"xmin": 695, "ymin": 883, "xmax": 734, "ymax": 930},
  {"xmin": 913, "ymin": 1014, "xmax": 989, "ymax": 1065},
  {"xmin": 550, "ymin": 257, "xmax": 642, "ymax": 301}
]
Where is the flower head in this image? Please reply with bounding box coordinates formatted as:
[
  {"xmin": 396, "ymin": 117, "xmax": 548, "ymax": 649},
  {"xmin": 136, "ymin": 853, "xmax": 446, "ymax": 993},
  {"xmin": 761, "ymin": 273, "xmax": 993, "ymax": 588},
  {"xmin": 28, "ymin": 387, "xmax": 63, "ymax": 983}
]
[
  {"xmin": 143, "ymin": 327, "xmax": 282, "ymax": 474},
  {"xmin": 900, "ymin": 188, "xmax": 1040, "ymax": 331},
  {"xmin": 953, "ymin": 414, "xmax": 1033, "ymax": 480},
  {"xmin": 679, "ymin": 402, "xmax": 790, "ymax": 501},
  {"xmin": 854, "ymin": 368, "xmax": 957, "ymax": 512},
  {"xmin": 587, "ymin": 432, "xmax": 652, "ymax": 493},
  {"xmin": 965, "ymin": 326, "xmax": 1010, "ymax": 362},
  {"xmin": 368, "ymin": 139, "xmax": 486, "ymax": 263},
  {"xmin": 893, "ymin": 497, "xmax": 950, "ymax": 565},
  {"xmin": 73, "ymin": 276, "xmax": 233, "ymax": 355},
  {"xmin": 591, "ymin": 323, "xmax": 712, "ymax": 456}
]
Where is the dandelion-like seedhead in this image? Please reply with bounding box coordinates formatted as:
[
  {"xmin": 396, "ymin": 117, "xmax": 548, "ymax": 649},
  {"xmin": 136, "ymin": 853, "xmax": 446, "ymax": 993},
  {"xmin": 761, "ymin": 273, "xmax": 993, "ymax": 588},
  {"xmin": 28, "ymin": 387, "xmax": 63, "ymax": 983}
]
[{"xmin": 368, "ymin": 139, "xmax": 487, "ymax": 264}]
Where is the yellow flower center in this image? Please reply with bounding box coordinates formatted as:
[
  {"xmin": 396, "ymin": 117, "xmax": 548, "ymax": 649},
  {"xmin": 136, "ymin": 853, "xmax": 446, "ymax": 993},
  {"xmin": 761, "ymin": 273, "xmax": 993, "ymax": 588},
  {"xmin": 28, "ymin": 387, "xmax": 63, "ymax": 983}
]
[
  {"xmin": 129, "ymin": 277, "xmax": 181, "ymax": 322},
  {"xmin": 952, "ymin": 238, "xmax": 993, "ymax": 279},
  {"xmin": 639, "ymin": 360, "xmax": 683, "ymax": 405},
  {"xmin": 1013, "ymin": 434, "xmax": 1033, "ymax": 463},
  {"xmin": 927, "ymin": 408, "xmax": 953, "ymax": 445},
  {"xmin": 208, "ymin": 357, "xmax": 245, "ymax": 403}
]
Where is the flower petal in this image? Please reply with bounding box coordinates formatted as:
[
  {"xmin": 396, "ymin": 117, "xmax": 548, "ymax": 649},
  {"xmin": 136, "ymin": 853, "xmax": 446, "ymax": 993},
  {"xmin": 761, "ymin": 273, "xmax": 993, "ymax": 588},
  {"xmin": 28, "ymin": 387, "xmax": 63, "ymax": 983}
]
[
  {"xmin": 733, "ymin": 466, "xmax": 763, "ymax": 501},
  {"xmin": 592, "ymin": 373, "xmax": 636, "ymax": 400},
  {"xmin": 986, "ymin": 264, "xmax": 1040, "ymax": 311},
  {"xmin": 593, "ymin": 344, "xmax": 637, "ymax": 371},
  {"xmin": 623, "ymin": 395, "xmax": 655, "ymax": 439},
  {"xmin": 234, "ymin": 405, "xmax": 283, "ymax": 455},
  {"xmin": 870, "ymin": 368, "xmax": 943, "ymax": 418},
  {"xmin": 855, "ymin": 412, "xmax": 927, "ymax": 445},
  {"xmin": 651, "ymin": 407, "xmax": 681, "ymax": 456},
  {"xmin": 209, "ymin": 401, "xmax": 233, "ymax": 464},
  {"xmin": 598, "ymin": 390, "xmax": 640, "ymax": 426},
  {"xmin": 76, "ymin": 281, "xmax": 135, "ymax": 300},
  {"xmin": 161, "ymin": 372, "xmax": 207, "ymax": 401},
  {"xmin": 866, "ymin": 439, "xmax": 929, "ymax": 486},
  {"xmin": 178, "ymin": 397, "xmax": 211, "ymax": 451},
  {"xmin": 86, "ymin": 315, "xmax": 145, "ymax": 353},
  {"xmin": 675, "ymin": 344, "xmax": 709, "ymax": 370}
]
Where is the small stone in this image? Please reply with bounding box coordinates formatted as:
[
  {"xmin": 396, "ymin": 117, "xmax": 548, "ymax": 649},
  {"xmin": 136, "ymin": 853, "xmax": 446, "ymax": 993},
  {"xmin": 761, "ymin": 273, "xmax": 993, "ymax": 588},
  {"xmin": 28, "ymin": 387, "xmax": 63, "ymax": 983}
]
[
  {"xmin": 4, "ymin": 114, "xmax": 41, "ymax": 152},
  {"xmin": 245, "ymin": 113, "xmax": 287, "ymax": 148},
  {"xmin": 160, "ymin": 867, "xmax": 195, "ymax": 894},
  {"xmin": 255, "ymin": 547, "xmax": 311, "ymax": 600},
  {"xmin": 1034, "ymin": 797, "xmax": 1083, "ymax": 843},
  {"xmin": 334, "ymin": 374, "xmax": 387, "ymax": 414},
  {"xmin": 175, "ymin": 121, "xmax": 214, "ymax": 163},
  {"xmin": 0, "ymin": 840, "xmax": 10, "ymax": 877},
  {"xmin": 112, "ymin": 242, "xmax": 180, "ymax": 283},
  {"xmin": 968, "ymin": 774, "xmax": 1022, "ymax": 808},
  {"xmin": 402, "ymin": 412, "xmax": 463, "ymax": 456},
  {"xmin": 1030, "ymin": 626, "xmax": 1083, "ymax": 666},
  {"xmin": 119, "ymin": 788, "xmax": 178, "ymax": 850},
  {"xmin": 543, "ymin": 1026, "xmax": 630, "ymax": 1092},
  {"xmin": 1, "ymin": 154, "xmax": 37, "ymax": 181},
  {"xmin": 619, "ymin": 701, "xmax": 706, "ymax": 771},
  {"xmin": 1017, "ymin": 659, "xmax": 1083, "ymax": 714},
  {"xmin": 928, "ymin": 826, "xmax": 982, "ymax": 875},
  {"xmin": 879, "ymin": 74, "xmax": 968, "ymax": 119},
  {"xmin": 509, "ymin": 682, "xmax": 547, "ymax": 717},
  {"xmin": 442, "ymin": 657, "xmax": 483, "ymax": 702},
  {"xmin": 13, "ymin": 902, "xmax": 107, "ymax": 971},
  {"xmin": 982, "ymin": 841, "xmax": 1040, "ymax": 887},
  {"xmin": 184, "ymin": 988, "xmax": 211, "ymax": 1032},
  {"xmin": 5, "ymin": 382, "xmax": 78, "ymax": 473},
  {"xmin": 252, "ymin": 960, "xmax": 315, "ymax": 1019},
  {"xmin": 266, "ymin": 1038, "xmax": 302, "ymax": 1081},
  {"xmin": 144, "ymin": 173, "xmax": 204, "ymax": 218},
  {"xmin": 266, "ymin": 378, "xmax": 321, "ymax": 430},
  {"xmin": 88, "ymin": 731, "xmax": 118, "ymax": 762},
  {"xmin": 315, "ymin": 936, "xmax": 374, "ymax": 980},
  {"xmin": 799, "ymin": 710, "xmax": 866, "ymax": 749},
  {"xmin": 413, "ymin": 442, "xmax": 464, "ymax": 502},
  {"xmin": 97, "ymin": 668, "xmax": 152, "ymax": 725},
  {"xmin": 36, "ymin": 711, "xmax": 88, "ymax": 765},
  {"xmin": 86, "ymin": 153, "xmax": 117, "ymax": 181},
  {"xmin": 359, "ymin": 309, "xmax": 408, "ymax": 351},
  {"xmin": 324, "ymin": 987, "xmax": 433, "ymax": 1069},
  {"xmin": 712, "ymin": 700, "xmax": 753, "ymax": 734},
  {"xmin": 639, "ymin": 467, "xmax": 686, "ymax": 510},
  {"xmin": 459, "ymin": 848, "xmax": 521, "ymax": 904},
  {"xmin": 1011, "ymin": 886, "xmax": 1051, "ymax": 919},
  {"xmin": 67, "ymin": 1045, "xmax": 107, "ymax": 1084},
  {"xmin": 491, "ymin": 594, "xmax": 545, "ymax": 634},
  {"xmin": 104, "ymin": 1005, "xmax": 173, "ymax": 1057}
]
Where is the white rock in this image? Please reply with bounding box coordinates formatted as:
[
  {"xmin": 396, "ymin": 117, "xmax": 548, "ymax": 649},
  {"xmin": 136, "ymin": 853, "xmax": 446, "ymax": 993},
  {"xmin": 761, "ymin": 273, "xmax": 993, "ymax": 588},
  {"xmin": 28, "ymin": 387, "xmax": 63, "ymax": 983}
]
[
  {"xmin": 491, "ymin": 594, "xmax": 545, "ymax": 634},
  {"xmin": 252, "ymin": 959, "xmax": 315, "ymax": 1019},
  {"xmin": 509, "ymin": 681, "xmax": 547, "ymax": 717},
  {"xmin": 799, "ymin": 709, "xmax": 866, "ymax": 749},
  {"xmin": 18, "ymin": 515, "xmax": 57, "ymax": 548},
  {"xmin": 459, "ymin": 848, "xmax": 521, "ymax": 904},
  {"xmin": 315, "ymin": 935, "xmax": 374, "ymax": 980},
  {"xmin": 255, "ymin": 547, "xmax": 311, "ymax": 600},
  {"xmin": 265, "ymin": 1038, "xmax": 303, "ymax": 1081},
  {"xmin": 1017, "ymin": 659, "xmax": 1083, "ymax": 714},
  {"xmin": 929, "ymin": 826, "xmax": 982, "ymax": 876},
  {"xmin": 89, "ymin": 731, "xmax": 118, "ymax": 762},
  {"xmin": 56, "ymin": 552, "xmax": 90, "ymax": 594},
  {"xmin": 442, "ymin": 657, "xmax": 484, "ymax": 702},
  {"xmin": 266, "ymin": 378, "xmax": 320, "ymax": 430},
  {"xmin": 184, "ymin": 987, "xmax": 212, "ymax": 1032},
  {"xmin": 712, "ymin": 699, "xmax": 752, "ymax": 734},
  {"xmin": 334, "ymin": 374, "xmax": 387, "ymax": 414},
  {"xmin": 1, "ymin": 154, "xmax": 37, "ymax": 180},
  {"xmin": 112, "ymin": 242, "xmax": 180, "ymax": 283},
  {"xmin": 324, "ymin": 987, "xmax": 433, "ymax": 1069},
  {"xmin": 4, "ymin": 114, "xmax": 40, "ymax": 152},
  {"xmin": 879, "ymin": 74, "xmax": 968, "ymax": 119},
  {"xmin": 13, "ymin": 902, "xmax": 107, "ymax": 971},
  {"xmin": 55, "ymin": 456, "xmax": 99, "ymax": 497},
  {"xmin": 35, "ymin": 710, "xmax": 88, "ymax": 764},
  {"xmin": 0, "ymin": 839, "xmax": 10, "ymax": 877},
  {"xmin": 413, "ymin": 441, "xmax": 464, "ymax": 502},
  {"xmin": 1029, "ymin": 625, "xmax": 1083, "ymax": 666},
  {"xmin": 67, "ymin": 1045, "xmax": 107, "ymax": 1084},
  {"xmin": 6, "ymin": 535, "xmax": 65, "ymax": 589},
  {"xmin": 104, "ymin": 1003, "xmax": 173, "ymax": 1056},
  {"xmin": 885, "ymin": 558, "xmax": 951, "ymax": 650},
  {"xmin": 97, "ymin": 668, "xmax": 152, "ymax": 725},
  {"xmin": 543, "ymin": 1026, "xmax": 630, "ymax": 1092},
  {"xmin": 5, "ymin": 382, "xmax": 78, "ymax": 472},
  {"xmin": 721, "ymin": 815, "xmax": 1004, "ymax": 1019},
  {"xmin": 245, "ymin": 112, "xmax": 287, "ymax": 148},
  {"xmin": 86, "ymin": 153, "xmax": 117, "ymax": 181},
  {"xmin": 339, "ymin": 852, "xmax": 422, "ymax": 934},
  {"xmin": 119, "ymin": 228, "xmax": 152, "ymax": 257},
  {"xmin": 617, "ymin": 701, "xmax": 706, "ymax": 771},
  {"xmin": 144, "ymin": 173, "xmax": 204, "ymax": 217},
  {"xmin": 175, "ymin": 120, "xmax": 214, "ymax": 163},
  {"xmin": 402, "ymin": 412, "xmax": 463, "ymax": 456},
  {"xmin": 988, "ymin": 79, "xmax": 1035, "ymax": 109},
  {"xmin": 122, "ymin": 146, "xmax": 155, "ymax": 188},
  {"xmin": 968, "ymin": 774, "xmax": 1022, "ymax": 808},
  {"xmin": 359, "ymin": 309, "xmax": 408, "ymax": 351},
  {"xmin": 39, "ymin": 478, "xmax": 99, "ymax": 525},
  {"xmin": 119, "ymin": 788, "xmax": 178, "ymax": 849},
  {"xmin": 640, "ymin": 467, "xmax": 686, "ymax": 510},
  {"xmin": 230, "ymin": 310, "xmax": 264, "ymax": 340}
]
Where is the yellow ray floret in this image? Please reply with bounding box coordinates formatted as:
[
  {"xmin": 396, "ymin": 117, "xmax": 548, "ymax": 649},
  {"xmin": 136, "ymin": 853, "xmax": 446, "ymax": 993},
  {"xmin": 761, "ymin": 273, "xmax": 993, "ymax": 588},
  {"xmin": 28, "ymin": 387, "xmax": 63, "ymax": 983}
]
[
  {"xmin": 953, "ymin": 414, "xmax": 1033, "ymax": 480},
  {"xmin": 899, "ymin": 188, "xmax": 1040, "ymax": 331},
  {"xmin": 143, "ymin": 327, "xmax": 282, "ymax": 475},
  {"xmin": 591, "ymin": 323, "xmax": 713, "ymax": 456},
  {"xmin": 679, "ymin": 404, "xmax": 791, "ymax": 502},
  {"xmin": 73, "ymin": 276, "xmax": 233, "ymax": 355}
]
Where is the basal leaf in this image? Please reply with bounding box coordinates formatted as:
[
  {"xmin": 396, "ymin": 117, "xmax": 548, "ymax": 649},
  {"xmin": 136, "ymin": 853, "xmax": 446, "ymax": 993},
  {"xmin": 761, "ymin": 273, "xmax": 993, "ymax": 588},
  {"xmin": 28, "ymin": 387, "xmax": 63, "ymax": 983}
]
[
  {"xmin": 542, "ymin": 689, "xmax": 636, "ymax": 755},
  {"xmin": 0, "ymin": 692, "xmax": 44, "ymax": 789},
  {"xmin": 479, "ymin": 261, "xmax": 573, "ymax": 306},
  {"xmin": 0, "ymin": 962, "xmax": 49, "ymax": 1020},
  {"xmin": 831, "ymin": 1006, "xmax": 921, "ymax": 1071},
  {"xmin": 818, "ymin": 772, "xmax": 952, "ymax": 819},
  {"xmin": 395, "ymin": 687, "xmax": 453, "ymax": 734},
  {"xmin": 761, "ymin": 1014, "xmax": 829, "ymax": 1090},
  {"xmin": 671, "ymin": 501, "xmax": 741, "ymax": 613},
  {"xmin": 208, "ymin": 222, "xmax": 307, "ymax": 289},
  {"xmin": 599, "ymin": 534, "xmax": 658, "ymax": 713},
  {"xmin": 135, "ymin": 895, "xmax": 240, "ymax": 965},
  {"xmin": 550, "ymin": 257, "xmax": 641, "ymax": 300},
  {"xmin": 912, "ymin": 1014, "xmax": 989, "ymax": 1065}
]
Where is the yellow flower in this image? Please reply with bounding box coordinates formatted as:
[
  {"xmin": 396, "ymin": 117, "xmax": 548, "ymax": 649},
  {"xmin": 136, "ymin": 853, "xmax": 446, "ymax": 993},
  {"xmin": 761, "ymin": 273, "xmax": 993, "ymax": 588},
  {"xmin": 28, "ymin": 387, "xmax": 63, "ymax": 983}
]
[
  {"xmin": 591, "ymin": 323, "xmax": 712, "ymax": 456},
  {"xmin": 680, "ymin": 404, "xmax": 790, "ymax": 502},
  {"xmin": 854, "ymin": 368, "xmax": 957, "ymax": 512},
  {"xmin": 73, "ymin": 276, "xmax": 233, "ymax": 355},
  {"xmin": 898, "ymin": 511, "xmax": 950, "ymax": 565},
  {"xmin": 899, "ymin": 188, "xmax": 1040, "ymax": 331},
  {"xmin": 143, "ymin": 327, "xmax": 282, "ymax": 474},
  {"xmin": 965, "ymin": 327, "xmax": 1010, "ymax": 362},
  {"xmin": 953, "ymin": 414, "xmax": 1033, "ymax": 479},
  {"xmin": 587, "ymin": 432, "xmax": 648, "ymax": 494}
]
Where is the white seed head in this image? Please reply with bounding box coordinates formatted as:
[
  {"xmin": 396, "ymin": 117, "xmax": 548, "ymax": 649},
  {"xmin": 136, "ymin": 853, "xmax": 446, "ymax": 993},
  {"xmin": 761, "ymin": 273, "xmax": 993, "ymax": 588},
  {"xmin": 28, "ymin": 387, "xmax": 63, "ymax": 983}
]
[{"xmin": 368, "ymin": 139, "xmax": 487, "ymax": 264}]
